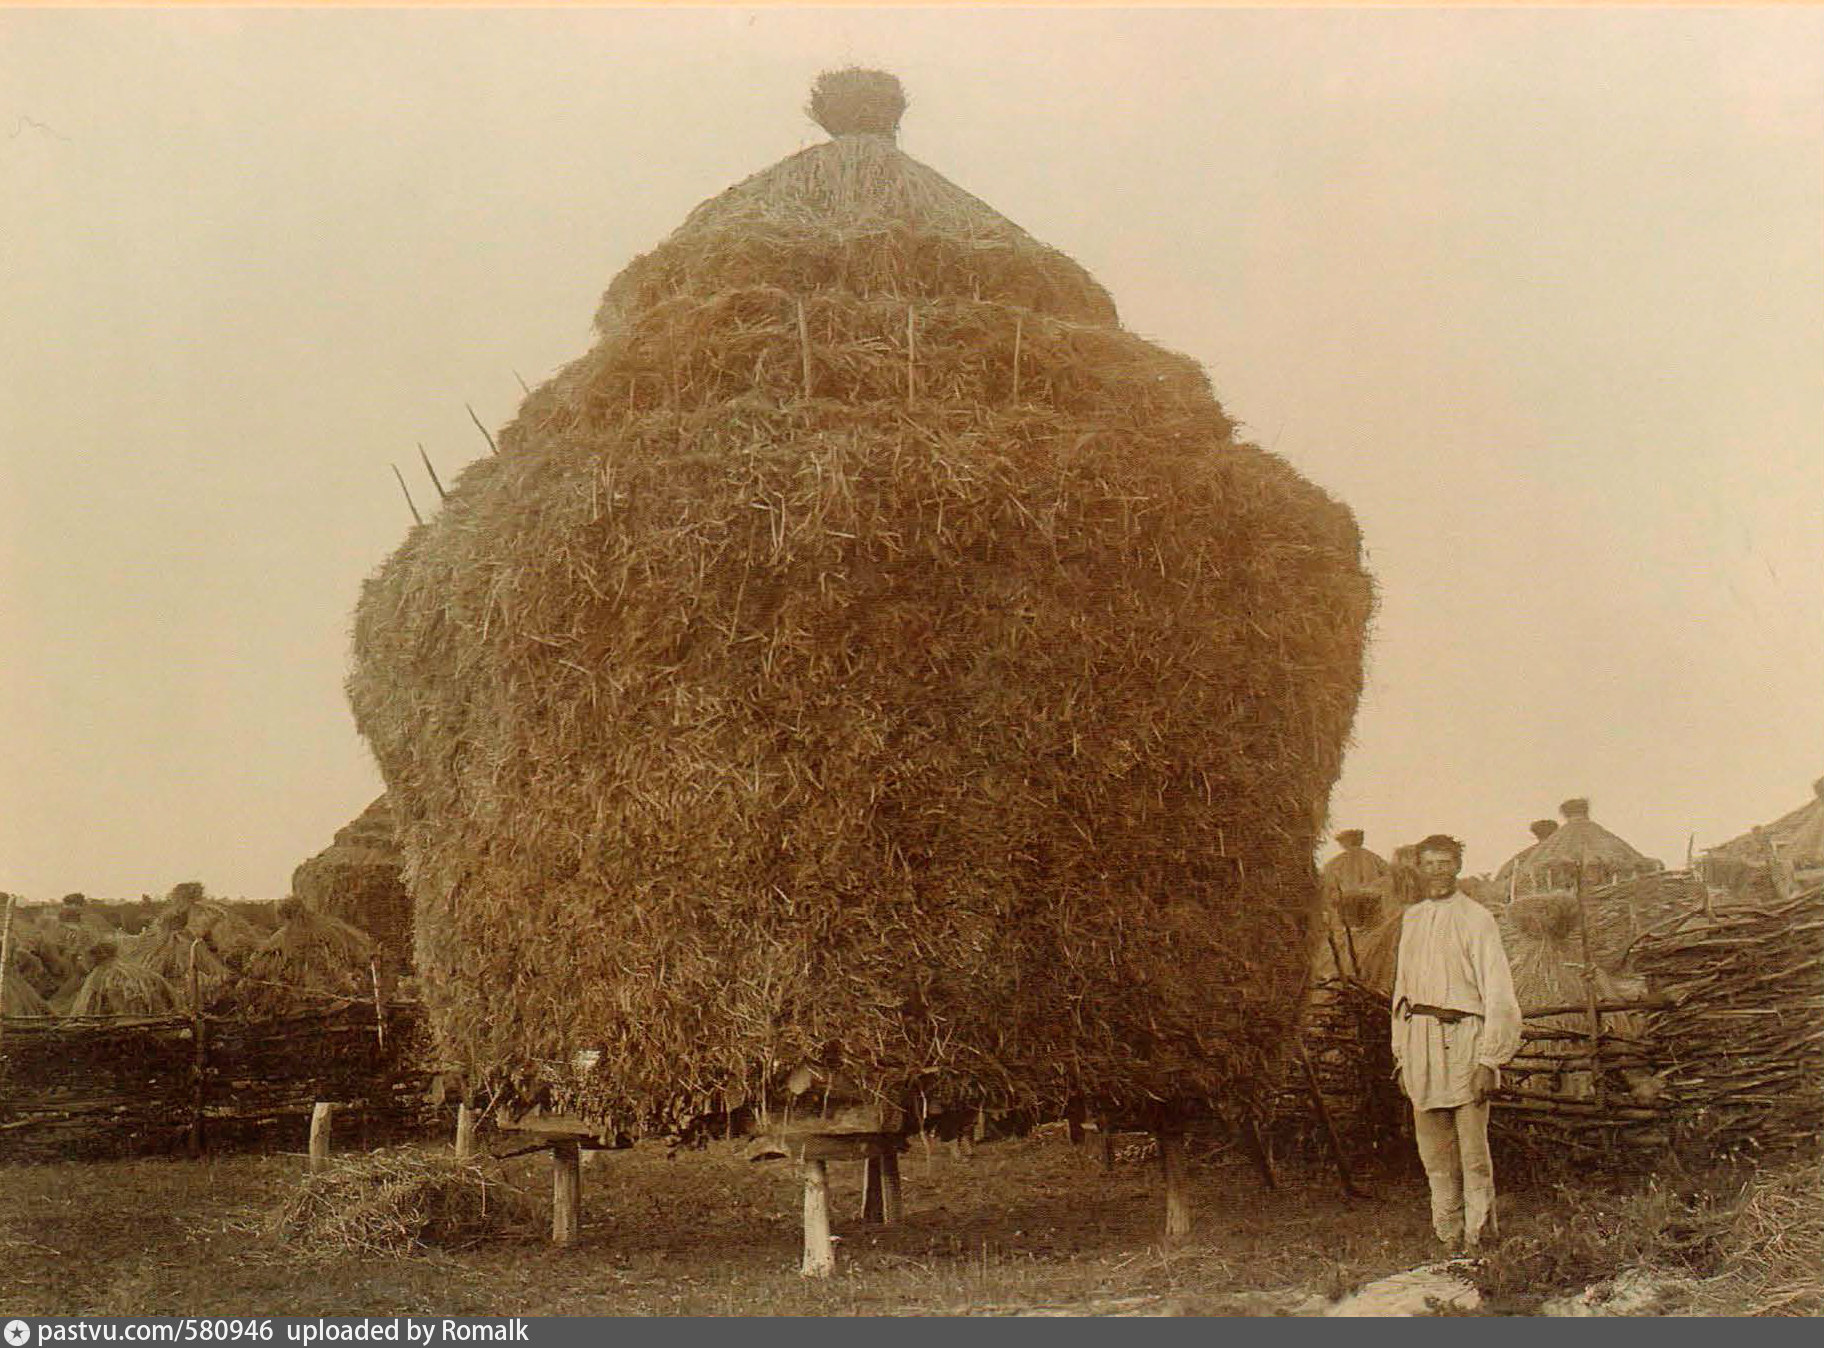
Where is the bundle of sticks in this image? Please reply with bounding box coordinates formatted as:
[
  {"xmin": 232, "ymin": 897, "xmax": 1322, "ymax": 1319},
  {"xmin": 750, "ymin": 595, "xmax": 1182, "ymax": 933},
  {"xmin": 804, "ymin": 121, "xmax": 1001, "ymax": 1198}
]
[{"xmin": 1631, "ymin": 879, "xmax": 1823, "ymax": 1158}]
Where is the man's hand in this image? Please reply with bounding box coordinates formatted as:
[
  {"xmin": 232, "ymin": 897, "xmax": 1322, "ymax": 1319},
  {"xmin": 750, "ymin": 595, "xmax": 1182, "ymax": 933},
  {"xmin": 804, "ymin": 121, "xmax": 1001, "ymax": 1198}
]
[{"xmin": 1473, "ymin": 1064, "xmax": 1498, "ymax": 1103}]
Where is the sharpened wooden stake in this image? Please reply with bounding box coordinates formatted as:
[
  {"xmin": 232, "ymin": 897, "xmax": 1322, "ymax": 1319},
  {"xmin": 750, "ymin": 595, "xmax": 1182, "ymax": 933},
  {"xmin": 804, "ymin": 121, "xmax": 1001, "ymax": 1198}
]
[
  {"xmin": 552, "ymin": 1140, "xmax": 582, "ymax": 1245},
  {"xmin": 466, "ymin": 403, "xmax": 499, "ymax": 455},
  {"xmin": 308, "ymin": 1102, "xmax": 335, "ymax": 1173},
  {"xmin": 417, "ymin": 443, "xmax": 448, "ymax": 501},
  {"xmin": 801, "ymin": 1158, "xmax": 835, "ymax": 1276},
  {"xmin": 455, "ymin": 1102, "xmax": 477, "ymax": 1158},
  {"xmin": 391, "ymin": 465, "xmax": 423, "ymax": 525},
  {"xmin": 1157, "ymin": 1125, "xmax": 1192, "ymax": 1243}
]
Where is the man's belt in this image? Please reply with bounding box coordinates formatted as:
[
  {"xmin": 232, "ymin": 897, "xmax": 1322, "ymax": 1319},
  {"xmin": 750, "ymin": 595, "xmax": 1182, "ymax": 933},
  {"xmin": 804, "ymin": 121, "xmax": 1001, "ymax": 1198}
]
[{"xmin": 1396, "ymin": 999, "xmax": 1474, "ymax": 1024}]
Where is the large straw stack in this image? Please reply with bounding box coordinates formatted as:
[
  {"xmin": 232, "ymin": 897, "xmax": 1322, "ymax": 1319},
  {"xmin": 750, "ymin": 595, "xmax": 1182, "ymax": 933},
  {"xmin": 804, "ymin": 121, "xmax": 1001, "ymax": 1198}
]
[
  {"xmin": 348, "ymin": 72, "xmax": 1373, "ymax": 1134},
  {"xmin": 291, "ymin": 796, "xmax": 411, "ymax": 967}
]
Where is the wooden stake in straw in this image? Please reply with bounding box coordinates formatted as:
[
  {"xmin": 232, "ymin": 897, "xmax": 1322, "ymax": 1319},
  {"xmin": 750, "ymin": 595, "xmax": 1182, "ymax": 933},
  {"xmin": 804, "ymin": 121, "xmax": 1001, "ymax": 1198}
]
[
  {"xmin": 796, "ymin": 300, "xmax": 813, "ymax": 401},
  {"xmin": 905, "ymin": 306, "xmax": 917, "ymax": 408},
  {"xmin": 1011, "ymin": 315, "xmax": 1023, "ymax": 404},
  {"xmin": 417, "ymin": 443, "xmax": 448, "ymax": 502},
  {"xmin": 466, "ymin": 403, "xmax": 499, "ymax": 456},
  {"xmin": 391, "ymin": 465, "xmax": 423, "ymax": 525}
]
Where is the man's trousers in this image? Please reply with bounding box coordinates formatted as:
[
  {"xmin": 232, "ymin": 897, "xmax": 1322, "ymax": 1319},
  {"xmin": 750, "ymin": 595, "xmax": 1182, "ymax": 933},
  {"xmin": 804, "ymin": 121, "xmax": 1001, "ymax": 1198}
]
[{"xmin": 1411, "ymin": 1099, "xmax": 1495, "ymax": 1248}]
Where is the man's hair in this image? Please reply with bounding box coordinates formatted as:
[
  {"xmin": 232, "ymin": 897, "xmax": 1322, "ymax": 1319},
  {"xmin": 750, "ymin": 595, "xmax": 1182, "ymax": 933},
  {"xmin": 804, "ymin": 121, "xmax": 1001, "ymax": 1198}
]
[{"xmin": 1415, "ymin": 833, "xmax": 1465, "ymax": 864}]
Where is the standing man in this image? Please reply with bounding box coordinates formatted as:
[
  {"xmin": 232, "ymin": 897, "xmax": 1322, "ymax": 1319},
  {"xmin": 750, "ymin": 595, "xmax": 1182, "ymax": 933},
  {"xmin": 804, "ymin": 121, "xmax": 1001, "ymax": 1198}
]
[{"xmin": 1391, "ymin": 833, "xmax": 1521, "ymax": 1252}]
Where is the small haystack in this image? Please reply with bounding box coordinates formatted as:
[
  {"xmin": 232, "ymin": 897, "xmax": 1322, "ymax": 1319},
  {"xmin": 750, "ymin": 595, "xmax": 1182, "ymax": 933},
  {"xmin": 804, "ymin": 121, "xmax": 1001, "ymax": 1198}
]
[
  {"xmin": 266, "ymin": 1149, "xmax": 536, "ymax": 1257},
  {"xmin": 290, "ymin": 795, "xmax": 411, "ymax": 968},
  {"xmin": 1499, "ymin": 892, "xmax": 1647, "ymax": 1100},
  {"xmin": 3, "ymin": 971, "xmax": 52, "ymax": 1017},
  {"xmin": 239, "ymin": 897, "xmax": 377, "ymax": 1013},
  {"xmin": 161, "ymin": 881, "xmax": 265, "ymax": 967},
  {"xmin": 67, "ymin": 942, "xmax": 182, "ymax": 1017},
  {"xmin": 128, "ymin": 906, "xmax": 236, "ymax": 1006},
  {"xmin": 347, "ymin": 71, "xmax": 1374, "ymax": 1134},
  {"xmin": 1320, "ymin": 831, "xmax": 1390, "ymax": 930},
  {"xmin": 1506, "ymin": 799, "xmax": 1660, "ymax": 898}
]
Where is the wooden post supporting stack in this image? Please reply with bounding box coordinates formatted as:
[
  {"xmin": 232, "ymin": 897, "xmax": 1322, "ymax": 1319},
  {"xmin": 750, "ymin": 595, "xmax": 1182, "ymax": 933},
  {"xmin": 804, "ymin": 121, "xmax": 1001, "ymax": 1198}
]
[
  {"xmin": 1155, "ymin": 1123, "xmax": 1192, "ymax": 1243},
  {"xmin": 880, "ymin": 1147, "xmax": 902, "ymax": 1223},
  {"xmin": 551, "ymin": 1141, "xmax": 582, "ymax": 1245},
  {"xmin": 454, "ymin": 1102, "xmax": 477, "ymax": 1158},
  {"xmin": 308, "ymin": 1102, "xmax": 335, "ymax": 1173},
  {"xmin": 801, "ymin": 1158, "xmax": 835, "ymax": 1276}
]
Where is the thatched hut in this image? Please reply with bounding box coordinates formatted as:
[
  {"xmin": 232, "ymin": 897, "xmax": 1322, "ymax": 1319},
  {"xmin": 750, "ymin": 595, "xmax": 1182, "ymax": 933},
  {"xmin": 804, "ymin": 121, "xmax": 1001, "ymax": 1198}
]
[
  {"xmin": 348, "ymin": 72, "xmax": 1373, "ymax": 1138},
  {"xmin": 238, "ymin": 897, "xmax": 377, "ymax": 1013},
  {"xmin": 1504, "ymin": 800, "xmax": 1660, "ymax": 898},
  {"xmin": 290, "ymin": 795, "xmax": 411, "ymax": 969}
]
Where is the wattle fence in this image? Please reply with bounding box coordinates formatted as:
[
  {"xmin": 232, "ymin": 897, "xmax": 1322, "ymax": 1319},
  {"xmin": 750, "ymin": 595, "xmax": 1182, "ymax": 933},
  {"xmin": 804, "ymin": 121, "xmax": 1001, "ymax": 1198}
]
[{"xmin": 0, "ymin": 998, "xmax": 449, "ymax": 1164}]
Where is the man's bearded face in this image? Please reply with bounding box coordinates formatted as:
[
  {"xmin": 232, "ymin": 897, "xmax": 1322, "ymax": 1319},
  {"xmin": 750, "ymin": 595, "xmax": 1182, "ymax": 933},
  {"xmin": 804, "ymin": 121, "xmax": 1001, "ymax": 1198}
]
[{"xmin": 1417, "ymin": 847, "xmax": 1461, "ymax": 900}]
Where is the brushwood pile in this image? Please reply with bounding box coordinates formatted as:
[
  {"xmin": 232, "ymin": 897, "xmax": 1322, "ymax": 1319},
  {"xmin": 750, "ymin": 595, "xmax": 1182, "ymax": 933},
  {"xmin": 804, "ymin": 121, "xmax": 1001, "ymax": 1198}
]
[{"xmin": 347, "ymin": 71, "xmax": 1374, "ymax": 1138}]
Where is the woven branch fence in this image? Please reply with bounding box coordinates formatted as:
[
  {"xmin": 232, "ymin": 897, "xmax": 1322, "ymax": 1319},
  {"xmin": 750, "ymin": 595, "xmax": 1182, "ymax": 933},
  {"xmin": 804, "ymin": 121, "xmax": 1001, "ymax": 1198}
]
[
  {"xmin": 0, "ymin": 994, "xmax": 446, "ymax": 1164},
  {"xmin": 1281, "ymin": 872, "xmax": 1822, "ymax": 1168}
]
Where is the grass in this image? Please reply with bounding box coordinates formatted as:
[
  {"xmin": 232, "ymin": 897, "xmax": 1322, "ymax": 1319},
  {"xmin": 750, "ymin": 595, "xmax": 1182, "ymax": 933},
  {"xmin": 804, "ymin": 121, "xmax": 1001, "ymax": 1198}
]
[
  {"xmin": 4, "ymin": 1130, "xmax": 1808, "ymax": 1316},
  {"xmin": 2, "ymin": 1133, "xmax": 1439, "ymax": 1316}
]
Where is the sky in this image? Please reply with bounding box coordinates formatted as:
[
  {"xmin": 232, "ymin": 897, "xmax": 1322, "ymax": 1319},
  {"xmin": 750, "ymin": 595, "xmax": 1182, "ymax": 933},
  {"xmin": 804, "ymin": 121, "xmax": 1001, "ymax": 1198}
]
[{"xmin": 2, "ymin": 5, "xmax": 1820, "ymax": 900}]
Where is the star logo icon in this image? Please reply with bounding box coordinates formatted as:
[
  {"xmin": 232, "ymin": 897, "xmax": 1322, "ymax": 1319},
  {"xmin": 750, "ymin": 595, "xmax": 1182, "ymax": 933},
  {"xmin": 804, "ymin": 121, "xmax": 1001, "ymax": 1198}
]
[{"xmin": 5, "ymin": 1321, "xmax": 32, "ymax": 1347}]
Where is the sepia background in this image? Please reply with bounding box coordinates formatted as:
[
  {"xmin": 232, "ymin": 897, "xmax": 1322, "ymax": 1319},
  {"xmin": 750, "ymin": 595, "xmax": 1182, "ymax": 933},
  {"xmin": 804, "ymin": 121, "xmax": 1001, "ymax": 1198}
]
[{"xmin": 3, "ymin": 4, "xmax": 1820, "ymax": 899}]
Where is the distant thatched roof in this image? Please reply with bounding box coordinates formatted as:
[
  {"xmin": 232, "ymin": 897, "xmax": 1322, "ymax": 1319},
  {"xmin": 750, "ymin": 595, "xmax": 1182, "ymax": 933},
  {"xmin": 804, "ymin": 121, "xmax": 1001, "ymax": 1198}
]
[
  {"xmin": 290, "ymin": 795, "xmax": 410, "ymax": 964},
  {"xmin": 346, "ymin": 70, "xmax": 1373, "ymax": 1133},
  {"xmin": 1504, "ymin": 799, "xmax": 1660, "ymax": 897},
  {"xmin": 1708, "ymin": 777, "xmax": 1824, "ymax": 871}
]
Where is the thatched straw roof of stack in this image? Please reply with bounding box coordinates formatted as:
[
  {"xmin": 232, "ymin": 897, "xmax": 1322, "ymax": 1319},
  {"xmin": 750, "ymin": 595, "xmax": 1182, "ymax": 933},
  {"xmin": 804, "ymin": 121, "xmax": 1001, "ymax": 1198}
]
[
  {"xmin": 291, "ymin": 795, "xmax": 411, "ymax": 967},
  {"xmin": 67, "ymin": 942, "xmax": 182, "ymax": 1017},
  {"xmin": 1504, "ymin": 800, "xmax": 1660, "ymax": 898},
  {"xmin": 238, "ymin": 898, "xmax": 377, "ymax": 1013},
  {"xmin": 347, "ymin": 70, "xmax": 1373, "ymax": 1134},
  {"xmin": 1707, "ymin": 776, "xmax": 1824, "ymax": 873}
]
